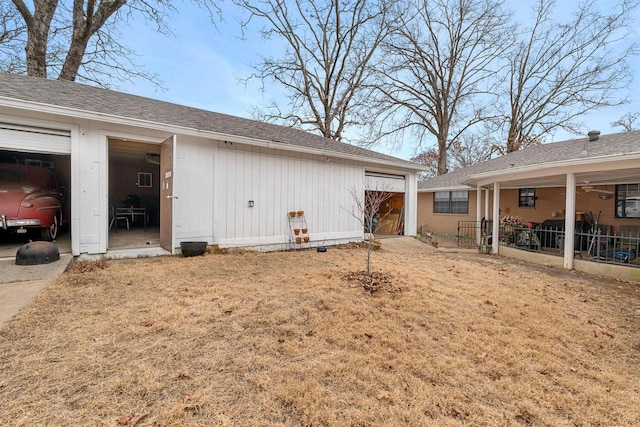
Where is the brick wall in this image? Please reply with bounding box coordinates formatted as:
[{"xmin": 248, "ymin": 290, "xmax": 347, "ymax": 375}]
[{"xmin": 418, "ymin": 186, "xmax": 640, "ymax": 236}]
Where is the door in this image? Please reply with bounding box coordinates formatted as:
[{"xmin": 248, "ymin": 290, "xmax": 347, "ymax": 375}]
[{"xmin": 160, "ymin": 135, "xmax": 176, "ymax": 252}]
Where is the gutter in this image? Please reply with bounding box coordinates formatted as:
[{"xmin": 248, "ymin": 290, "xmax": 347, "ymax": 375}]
[
  {"xmin": 418, "ymin": 185, "xmax": 472, "ymax": 192},
  {"xmin": 461, "ymin": 152, "xmax": 640, "ymax": 185},
  {"xmin": 0, "ymin": 97, "xmax": 426, "ymax": 172}
]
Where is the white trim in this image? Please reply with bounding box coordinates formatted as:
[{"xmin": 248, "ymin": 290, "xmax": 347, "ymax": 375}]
[
  {"xmin": 466, "ymin": 154, "xmax": 640, "ymax": 187},
  {"xmin": 418, "ymin": 185, "xmax": 471, "ymax": 192},
  {"xmin": 70, "ymin": 124, "xmax": 80, "ymax": 255},
  {"xmin": 170, "ymin": 135, "xmax": 177, "ymax": 254},
  {"xmin": 216, "ymin": 230, "xmax": 362, "ymax": 247}
]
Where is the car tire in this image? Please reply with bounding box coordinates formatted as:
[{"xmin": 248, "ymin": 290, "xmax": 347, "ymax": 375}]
[{"xmin": 40, "ymin": 213, "xmax": 59, "ymax": 241}]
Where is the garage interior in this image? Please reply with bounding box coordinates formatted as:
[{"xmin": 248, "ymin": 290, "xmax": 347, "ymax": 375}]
[
  {"xmin": 373, "ymin": 192, "xmax": 405, "ymax": 235},
  {"xmin": 0, "ymin": 149, "xmax": 71, "ymax": 258},
  {"xmin": 108, "ymin": 139, "xmax": 161, "ymax": 250}
]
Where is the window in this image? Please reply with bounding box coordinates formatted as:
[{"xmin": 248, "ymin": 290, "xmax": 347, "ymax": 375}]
[
  {"xmin": 434, "ymin": 191, "xmax": 468, "ymax": 214},
  {"xmin": 615, "ymin": 184, "xmax": 640, "ymax": 218},
  {"xmin": 137, "ymin": 172, "xmax": 152, "ymax": 188},
  {"xmin": 519, "ymin": 188, "xmax": 536, "ymax": 207}
]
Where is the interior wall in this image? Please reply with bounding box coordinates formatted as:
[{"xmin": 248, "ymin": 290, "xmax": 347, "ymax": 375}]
[
  {"xmin": 374, "ymin": 192, "xmax": 404, "ymax": 235},
  {"xmin": 108, "ymin": 159, "xmax": 159, "ymax": 225},
  {"xmin": 108, "ymin": 146, "xmax": 160, "ymax": 226}
]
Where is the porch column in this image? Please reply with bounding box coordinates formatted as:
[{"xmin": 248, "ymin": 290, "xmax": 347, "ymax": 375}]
[
  {"xmin": 564, "ymin": 173, "xmax": 576, "ymax": 269},
  {"xmin": 476, "ymin": 184, "xmax": 482, "ymax": 245},
  {"xmin": 492, "ymin": 182, "xmax": 500, "ymax": 254}
]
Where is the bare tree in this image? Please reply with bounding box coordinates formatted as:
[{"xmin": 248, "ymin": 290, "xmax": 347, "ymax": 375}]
[
  {"xmin": 5, "ymin": 0, "xmax": 220, "ymax": 86},
  {"xmin": 496, "ymin": 0, "xmax": 638, "ymax": 154},
  {"xmin": 0, "ymin": 0, "xmax": 25, "ymax": 73},
  {"xmin": 369, "ymin": 0, "xmax": 512, "ymax": 175},
  {"xmin": 411, "ymin": 132, "xmax": 494, "ymax": 180},
  {"xmin": 410, "ymin": 150, "xmax": 439, "ymax": 180},
  {"xmin": 611, "ymin": 111, "xmax": 640, "ymax": 132},
  {"xmin": 234, "ymin": 0, "xmax": 397, "ymax": 141},
  {"xmin": 348, "ymin": 186, "xmax": 395, "ymax": 276},
  {"xmin": 449, "ymin": 133, "xmax": 493, "ymax": 170}
]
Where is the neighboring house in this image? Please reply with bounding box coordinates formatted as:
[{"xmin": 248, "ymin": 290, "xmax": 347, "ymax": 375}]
[
  {"xmin": 418, "ymin": 130, "xmax": 640, "ymax": 275},
  {"xmin": 0, "ymin": 73, "xmax": 422, "ymax": 257}
]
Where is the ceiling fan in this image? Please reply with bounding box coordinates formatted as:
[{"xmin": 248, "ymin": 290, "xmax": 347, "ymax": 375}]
[
  {"xmin": 579, "ymin": 182, "xmax": 614, "ymax": 199},
  {"xmin": 580, "ymin": 183, "xmax": 613, "ymax": 194}
]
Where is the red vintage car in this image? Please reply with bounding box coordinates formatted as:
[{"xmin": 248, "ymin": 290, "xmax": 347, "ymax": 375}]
[{"xmin": 0, "ymin": 163, "xmax": 63, "ymax": 241}]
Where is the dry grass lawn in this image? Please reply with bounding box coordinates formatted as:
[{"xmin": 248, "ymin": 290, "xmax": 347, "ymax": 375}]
[{"xmin": 1, "ymin": 240, "xmax": 640, "ymax": 426}]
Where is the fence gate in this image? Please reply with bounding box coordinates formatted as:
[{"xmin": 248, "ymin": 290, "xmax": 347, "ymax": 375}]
[{"xmin": 457, "ymin": 220, "xmax": 493, "ymax": 248}]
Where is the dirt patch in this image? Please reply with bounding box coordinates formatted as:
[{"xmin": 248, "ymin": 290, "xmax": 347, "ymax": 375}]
[{"xmin": 0, "ymin": 244, "xmax": 639, "ymax": 426}]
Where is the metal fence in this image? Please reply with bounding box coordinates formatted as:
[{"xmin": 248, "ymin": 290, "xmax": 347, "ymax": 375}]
[
  {"xmin": 457, "ymin": 220, "xmax": 493, "ymax": 248},
  {"xmin": 499, "ymin": 225, "xmax": 640, "ymax": 268}
]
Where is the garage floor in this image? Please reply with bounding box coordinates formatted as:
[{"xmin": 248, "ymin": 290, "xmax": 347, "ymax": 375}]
[
  {"xmin": 0, "ymin": 227, "xmax": 161, "ymax": 260},
  {"xmin": 0, "ymin": 231, "xmax": 71, "ymax": 259},
  {"xmin": 108, "ymin": 227, "xmax": 160, "ymax": 250}
]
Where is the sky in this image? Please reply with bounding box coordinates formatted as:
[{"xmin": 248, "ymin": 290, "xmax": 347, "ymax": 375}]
[{"xmin": 117, "ymin": 0, "xmax": 640, "ymax": 161}]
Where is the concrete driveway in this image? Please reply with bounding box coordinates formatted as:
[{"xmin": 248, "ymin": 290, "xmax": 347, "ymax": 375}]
[{"xmin": 0, "ymin": 254, "xmax": 72, "ymax": 328}]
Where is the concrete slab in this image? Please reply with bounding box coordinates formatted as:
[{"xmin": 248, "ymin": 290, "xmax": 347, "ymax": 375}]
[{"xmin": 0, "ymin": 254, "xmax": 72, "ymax": 327}]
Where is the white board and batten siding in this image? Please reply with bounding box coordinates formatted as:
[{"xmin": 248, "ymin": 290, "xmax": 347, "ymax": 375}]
[
  {"xmin": 215, "ymin": 144, "xmax": 364, "ymax": 249},
  {"xmin": 172, "ymin": 135, "xmax": 215, "ymax": 244}
]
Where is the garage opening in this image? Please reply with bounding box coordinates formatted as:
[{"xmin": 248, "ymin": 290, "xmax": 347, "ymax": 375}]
[
  {"xmin": 108, "ymin": 138, "xmax": 160, "ymax": 250},
  {"xmin": 365, "ymin": 172, "xmax": 406, "ymax": 236},
  {"xmin": 0, "ymin": 149, "xmax": 71, "ymax": 257}
]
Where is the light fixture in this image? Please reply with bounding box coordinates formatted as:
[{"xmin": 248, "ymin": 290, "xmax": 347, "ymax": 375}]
[{"xmin": 248, "ymin": 200, "xmax": 254, "ymax": 207}]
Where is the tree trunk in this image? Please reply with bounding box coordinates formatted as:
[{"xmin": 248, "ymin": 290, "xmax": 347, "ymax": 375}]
[
  {"xmin": 506, "ymin": 121, "xmax": 521, "ymax": 153},
  {"xmin": 437, "ymin": 134, "xmax": 448, "ymax": 175},
  {"xmin": 59, "ymin": 0, "xmax": 126, "ymax": 81},
  {"xmin": 13, "ymin": 0, "xmax": 59, "ymax": 78}
]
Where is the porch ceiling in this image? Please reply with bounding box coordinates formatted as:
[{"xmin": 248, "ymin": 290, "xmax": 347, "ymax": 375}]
[{"xmin": 481, "ymin": 167, "xmax": 640, "ymax": 189}]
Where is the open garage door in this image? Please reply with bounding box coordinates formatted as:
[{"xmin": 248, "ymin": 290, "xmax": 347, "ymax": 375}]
[
  {"xmin": 365, "ymin": 172, "xmax": 405, "ymax": 193},
  {"xmin": 365, "ymin": 172, "xmax": 406, "ymax": 235},
  {"xmin": 0, "ymin": 142, "xmax": 72, "ymax": 255},
  {"xmin": 0, "ymin": 123, "xmax": 71, "ymax": 154}
]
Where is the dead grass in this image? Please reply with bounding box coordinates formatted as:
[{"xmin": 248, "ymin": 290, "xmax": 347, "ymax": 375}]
[{"xmin": 1, "ymin": 243, "xmax": 640, "ymax": 426}]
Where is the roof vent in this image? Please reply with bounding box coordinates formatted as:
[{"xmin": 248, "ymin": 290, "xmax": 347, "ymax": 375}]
[{"xmin": 588, "ymin": 130, "xmax": 601, "ymax": 141}]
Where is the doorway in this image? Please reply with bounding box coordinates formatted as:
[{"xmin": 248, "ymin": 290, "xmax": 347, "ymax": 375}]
[{"xmin": 107, "ymin": 139, "xmax": 161, "ymax": 250}]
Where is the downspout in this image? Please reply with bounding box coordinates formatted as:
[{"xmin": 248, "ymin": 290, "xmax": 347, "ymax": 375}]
[{"xmin": 484, "ymin": 188, "xmax": 490, "ymax": 221}]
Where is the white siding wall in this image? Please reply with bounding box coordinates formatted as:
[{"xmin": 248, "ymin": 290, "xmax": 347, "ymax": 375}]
[
  {"xmin": 1, "ymin": 106, "xmax": 419, "ymax": 254},
  {"xmin": 215, "ymin": 144, "xmax": 364, "ymax": 248}
]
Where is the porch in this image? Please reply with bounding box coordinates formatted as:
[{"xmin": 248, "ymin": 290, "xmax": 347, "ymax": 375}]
[{"xmin": 457, "ymin": 219, "xmax": 640, "ymax": 281}]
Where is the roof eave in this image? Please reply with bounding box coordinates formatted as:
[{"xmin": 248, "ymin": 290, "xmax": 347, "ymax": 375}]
[
  {"xmin": 0, "ymin": 96, "xmax": 425, "ymax": 172},
  {"xmin": 418, "ymin": 185, "xmax": 472, "ymax": 193},
  {"xmin": 461, "ymin": 153, "xmax": 640, "ymax": 186}
]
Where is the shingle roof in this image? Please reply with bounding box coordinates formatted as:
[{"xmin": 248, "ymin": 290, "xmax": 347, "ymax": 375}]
[
  {"xmin": 0, "ymin": 73, "xmax": 421, "ymax": 169},
  {"xmin": 418, "ymin": 130, "xmax": 640, "ymax": 190}
]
